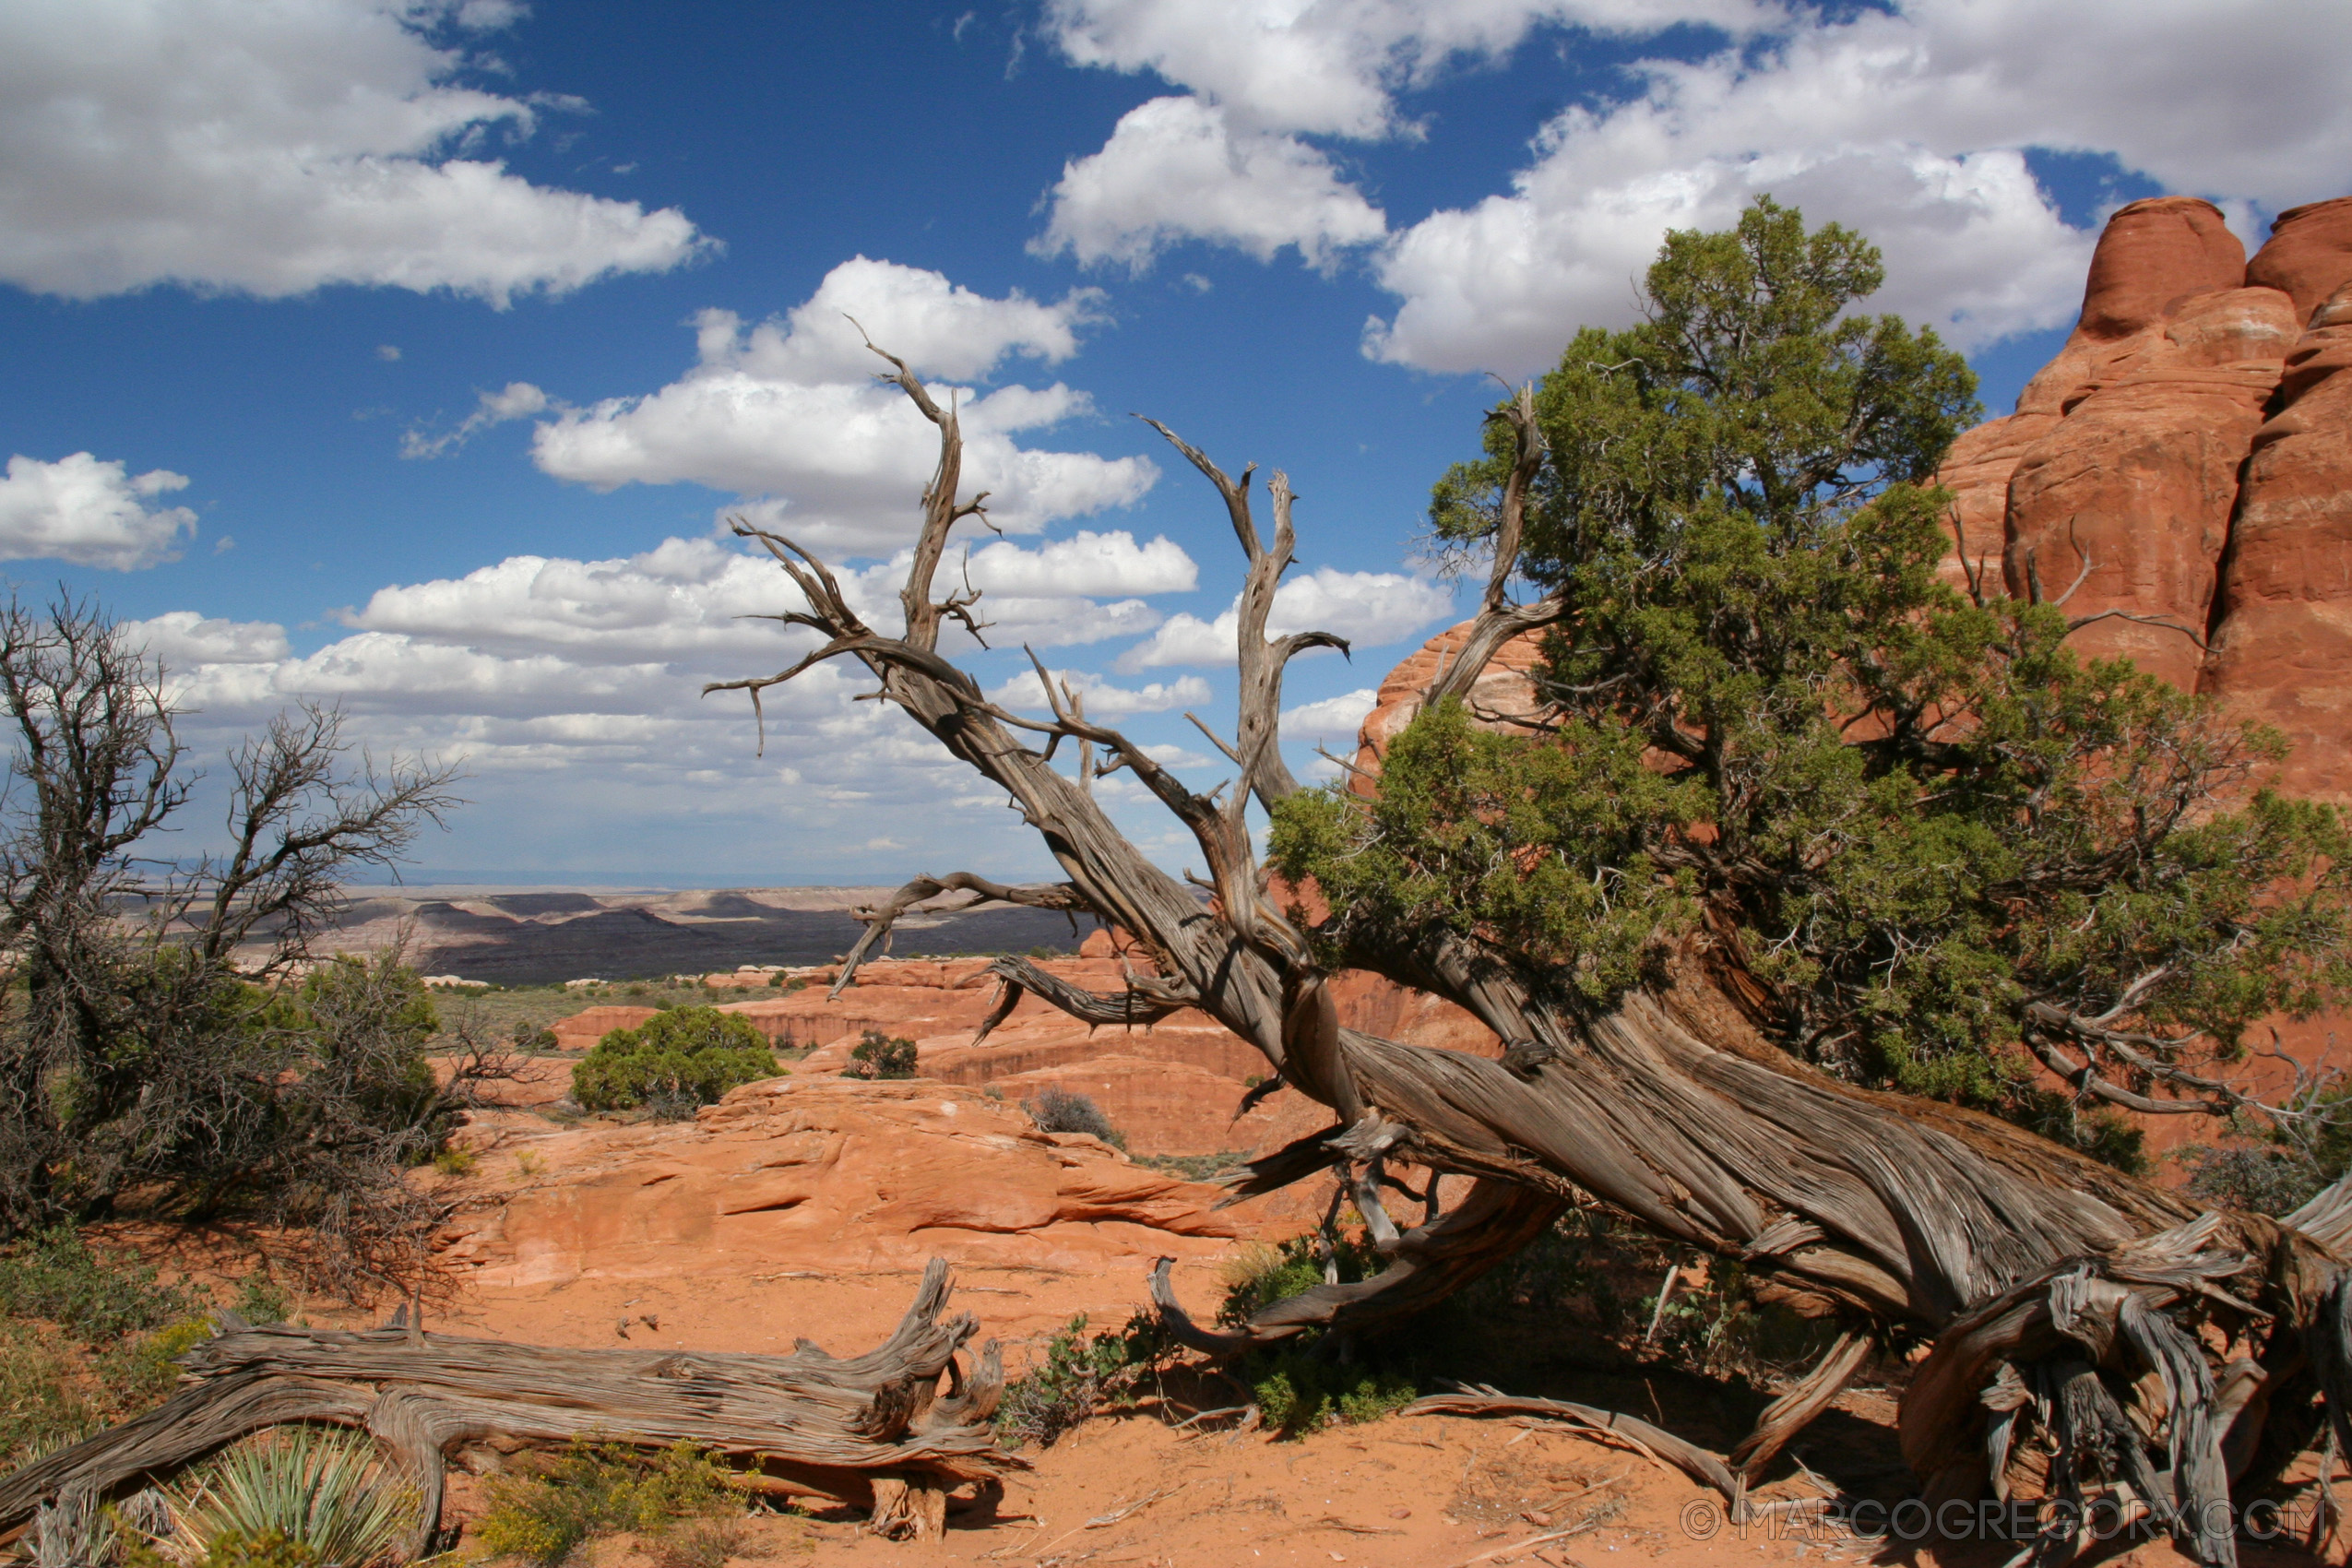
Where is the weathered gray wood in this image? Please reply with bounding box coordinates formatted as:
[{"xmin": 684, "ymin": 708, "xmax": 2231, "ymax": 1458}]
[{"xmin": 0, "ymin": 1260, "xmax": 1018, "ymax": 1552}]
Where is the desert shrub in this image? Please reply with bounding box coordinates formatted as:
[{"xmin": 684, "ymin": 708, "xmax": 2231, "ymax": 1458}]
[
  {"xmin": 1022, "ymin": 1087, "xmax": 1123, "ymax": 1148},
  {"xmin": 571, "ymin": 1008, "xmax": 778, "ymax": 1112},
  {"xmin": 993, "ymin": 1313, "xmax": 1168, "ymax": 1449},
  {"xmin": 1217, "ymin": 1230, "xmax": 1381, "ymax": 1328},
  {"xmin": 840, "ymin": 1031, "xmax": 917, "ymax": 1082},
  {"xmin": 645, "ymin": 1517, "xmax": 767, "ymax": 1568},
  {"xmin": 0, "ymin": 1229, "xmax": 263, "ymax": 1464},
  {"xmin": 1248, "ymin": 1355, "xmax": 1417, "ymax": 1437},
  {"xmin": 510, "ymin": 1023, "xmax": 559, "ymax": 1056},
  {"xmin": 167, "ymin": 1426, "xmax": 416, "ymax": 1568},
  {"xmin": 99, "ymin": 1314, "xmax": 220, "ymax": 1415},
  {"xmin": 2182, "ymin": 1139, "xmax": 2333, "ymax": 1214},
  {"xmin": 432, "ymin": 1146, "xmax": 478, "ymax": 1177},
  {"xmin": 0, "ymin": 1227, "xmax": 197, "ymax": 1341},
  {"xmin": 2179, "ymin": 1087, "xmax": 2352, "ymax": 1216},
  {"xmin": 1134, "ymin": 1151, "xmax": 1246, "ymax": 1182},
  {"xmin": 473, "ymin": 1440, "xmax": 741, "ymax": 1567}
]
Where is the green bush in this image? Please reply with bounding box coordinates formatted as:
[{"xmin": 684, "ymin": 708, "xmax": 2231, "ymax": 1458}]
[
  {"xmin": 993, "ymin": 1313, "xmax": 1168, "ymax": 1450},
  {"xmin": 841, "ymin": 1030, "xmax": 917, "ymax": 1081},
  {"xmin": 1217, "ymin": 1230, "xmax": 1380, "ymax": 1328},
  {"xmin": 473, "ymin": 1440, "xmax": 741, "ymax": 1567},
  {"xmin": 1249, "ymin": 1356, "xmax": 1417, "ymax": 1437},
  {"xmin": 0, "ymin": 1230, "xmax": 281, "ymax": 1467},
  {"xmin": 1023, "ymin": 1087, "xmax": 1124, "ymax": 1148},
  {"xmin": 0, "ymin": 1227, "xmax": 197, "ymax": 1341},
  {"xmin": 570, "ymin": 1008, "xmax": 778, "ymax": 1112}
]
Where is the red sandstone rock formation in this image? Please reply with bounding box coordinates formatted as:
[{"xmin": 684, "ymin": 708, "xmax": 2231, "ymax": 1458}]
[
  {"xmin": 543, "ymin": 952, "xmax": 1491, "ymax": 1159},
  {"xmin": 1351, "ymin": 619, "xmax": 1547, "ymax": 788},
  {"xmin": 438, "ymin": 1077, "xmax": 1260, "ymax": 1284},
  {"xmin": 1991, "ymin": 199, "xmax": 2306, "ymax": 689},
  {"xmin": 1930, "ymin": 192, "xmax": 2352, "ymax": 796},
  {"xmin": 2203, "ymin": 275, "xmax": 2352, "ymax": 799}
]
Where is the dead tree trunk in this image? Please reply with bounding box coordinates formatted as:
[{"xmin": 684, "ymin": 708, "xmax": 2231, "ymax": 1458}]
[
  {"xmin": 702, "ymin": 342, "xmax": 2352, "ymax": 1568},
  {"xmin": 0, "ymin": 1260, "xmax": 1015, "ymax": 1551}
]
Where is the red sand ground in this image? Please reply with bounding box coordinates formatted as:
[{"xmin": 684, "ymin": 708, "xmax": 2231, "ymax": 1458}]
[{"xmin": 118, "ymin": 1076, "xmax": 2341, "ymax": 1568}]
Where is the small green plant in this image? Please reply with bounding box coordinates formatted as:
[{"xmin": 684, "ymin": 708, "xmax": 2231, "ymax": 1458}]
[
  {"xmin": 473, "ymin": 1439, "xmax": 741, "ymax": 1567},
  {"xmin": 230, "ymin": 1273, "xmax": 293, "ymax": 1327},
  {"xmin": 432, "ymin": 1146, "xmax": 479, "ymax": 1177},
  {"xmin": 510, "ymin": 1023, "xmax": 560, "ymax": 1056},
  {"xmin": 571, "ymin": 1008, "xmax": 778, "ymax": 1112},
  {"xmin": 1217, "ymin": 1230, "xmax": 1379, "ymax": 1328},
  {"xmin": 515, "ymin": 1152, "xmax": 544, "ymax": 1179},
  {"xmin": 1022, "ymin": 1087, "xmax": 1124, "ymax": 1149},
  {"xmin": 841, "ymin": 1031, "xmax": 917, "ymax": 1082},
  {"xmin": 993, "ymin": 1313, "xmax": 1168, "ymax": 1449},
  {"xmin": 1248, "ymin": 1355, "xmax": 1416, "ymax": 1437},
  {"xmin": 0, "ymin": 1227, "xmax": 198, "ymax": 1341},
  {"xmin": 167, "ymin": 1426, "xmax": 417, "ymax": 1568}
]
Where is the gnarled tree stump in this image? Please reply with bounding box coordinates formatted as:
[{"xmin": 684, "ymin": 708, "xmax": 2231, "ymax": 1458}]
[{"xmin": 0, "ymin": 1259, "xmax": 1018, "ymax": 1552}]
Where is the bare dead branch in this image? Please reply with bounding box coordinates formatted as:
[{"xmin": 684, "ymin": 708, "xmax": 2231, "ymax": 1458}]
[{"xmin": 833, "ymin": 874, "xmax": 1094, "ymax": 997}]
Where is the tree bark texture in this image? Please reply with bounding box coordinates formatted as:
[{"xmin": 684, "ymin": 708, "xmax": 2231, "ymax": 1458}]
[{"xmin": 0, "ymin": 1260, "xmax": 1015, "ymax": 1550}]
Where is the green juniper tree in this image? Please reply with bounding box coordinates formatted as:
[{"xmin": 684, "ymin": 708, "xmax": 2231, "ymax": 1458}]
[{"xmin": 1274, "ymin": 197, "xmax": 2351, "ymax": 1168}]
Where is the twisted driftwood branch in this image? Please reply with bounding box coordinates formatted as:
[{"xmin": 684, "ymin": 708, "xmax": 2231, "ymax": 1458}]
[
  {"xmin": 0, "ymin": 1260, "xmax": 1018, "ymax": 1552},
  {"xmin": 968, "ymin": 954, "xmax": 1196, "ymax": 1046}
]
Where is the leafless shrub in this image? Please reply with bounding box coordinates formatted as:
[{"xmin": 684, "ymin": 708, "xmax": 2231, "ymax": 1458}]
[{"xmin": 0, "ymin": 595, "xmax": 470, "ymax": 1307}]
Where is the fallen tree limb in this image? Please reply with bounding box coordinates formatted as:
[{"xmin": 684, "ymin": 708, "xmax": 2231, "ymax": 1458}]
[
  {"xmin": 0, "ymin": 1260, "xmax": 1019, "ymax": 1552},
  {"xmin": 1405, "ymin": 1384, "xmax": 1740, "ymax": 1503}
]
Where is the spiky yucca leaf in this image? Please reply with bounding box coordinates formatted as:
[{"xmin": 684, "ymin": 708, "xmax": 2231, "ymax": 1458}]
[{"xmin": 170, "ymin": 1426, "xmax": 416, "ymax": 1568}]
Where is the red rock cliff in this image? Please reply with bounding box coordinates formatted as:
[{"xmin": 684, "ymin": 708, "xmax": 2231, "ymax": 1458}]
[{"xmin": 1944, "ymin": 193, "xmax": 2352, "ymax": 794}]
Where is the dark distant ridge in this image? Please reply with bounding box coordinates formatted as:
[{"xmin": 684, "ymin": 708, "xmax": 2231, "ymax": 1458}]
[{"xmin": 398, "ymin": 893, "xmax": 1101, "ymax": 986}]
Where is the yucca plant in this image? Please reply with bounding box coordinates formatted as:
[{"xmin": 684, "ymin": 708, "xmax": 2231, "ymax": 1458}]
[{"xmin": 166, "ymin": 1426, "xmax": 416, "ymax": 1568}]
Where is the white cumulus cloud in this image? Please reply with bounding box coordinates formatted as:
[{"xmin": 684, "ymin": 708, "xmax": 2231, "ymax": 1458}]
[
  {"xmin": 1041, "ymin": 0, "xmax": 1768, "ymax": 139},
  {"xmin": 960, "ymin": 530, "xmax": 1195, "ymax": 597},
  {"xmin": 1117, "ymin": 567, "xmax": 1453, "ymax": 671},
  {"xmin": 1043, "ymin": 0, "xmax": 2352, "ymax": 367},
  {"xmin": 0, "ymin": 453, "xmax": 197, "ymax": 569},
  {"xmin": 1280, "ymin": 687, "xmax": 1379, "ymax": 742},
  {"xmin": 988, "ymin": 666, "xmax": 1214, "ymax": 719},
  {"xmin": 346, "ymin": 529, "xmax": 1197, "ymax": 665},
  {"xmin": 123, "ymin": 612, "xmax": 291, "ymax": 667},
  {"xmin": 1034, "ymin": 96, "xmax": 1388, "ymax": 270},
  {"xmin": 0, "ymin": 0, "xmax": 707, "ymax": 303},
  {"xmin": 529, "ymin": 258, "xmax": 1158, "ymax": 554}
]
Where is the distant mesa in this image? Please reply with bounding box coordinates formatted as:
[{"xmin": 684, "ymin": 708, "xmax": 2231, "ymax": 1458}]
[{"xmin": 301, "ymin": 885, "xmax": 1103, "ymax": 987}]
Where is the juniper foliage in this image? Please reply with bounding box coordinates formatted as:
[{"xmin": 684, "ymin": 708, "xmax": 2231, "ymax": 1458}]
[{"xmin": 1274, "ymin": 198, "xmax": 2351, "ymax": 1163}]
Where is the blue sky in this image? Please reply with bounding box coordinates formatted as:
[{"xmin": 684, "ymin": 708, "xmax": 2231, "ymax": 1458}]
[{"xmin": 2, "ymin": 0, "xmax": 2345, "ymax": 885}]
